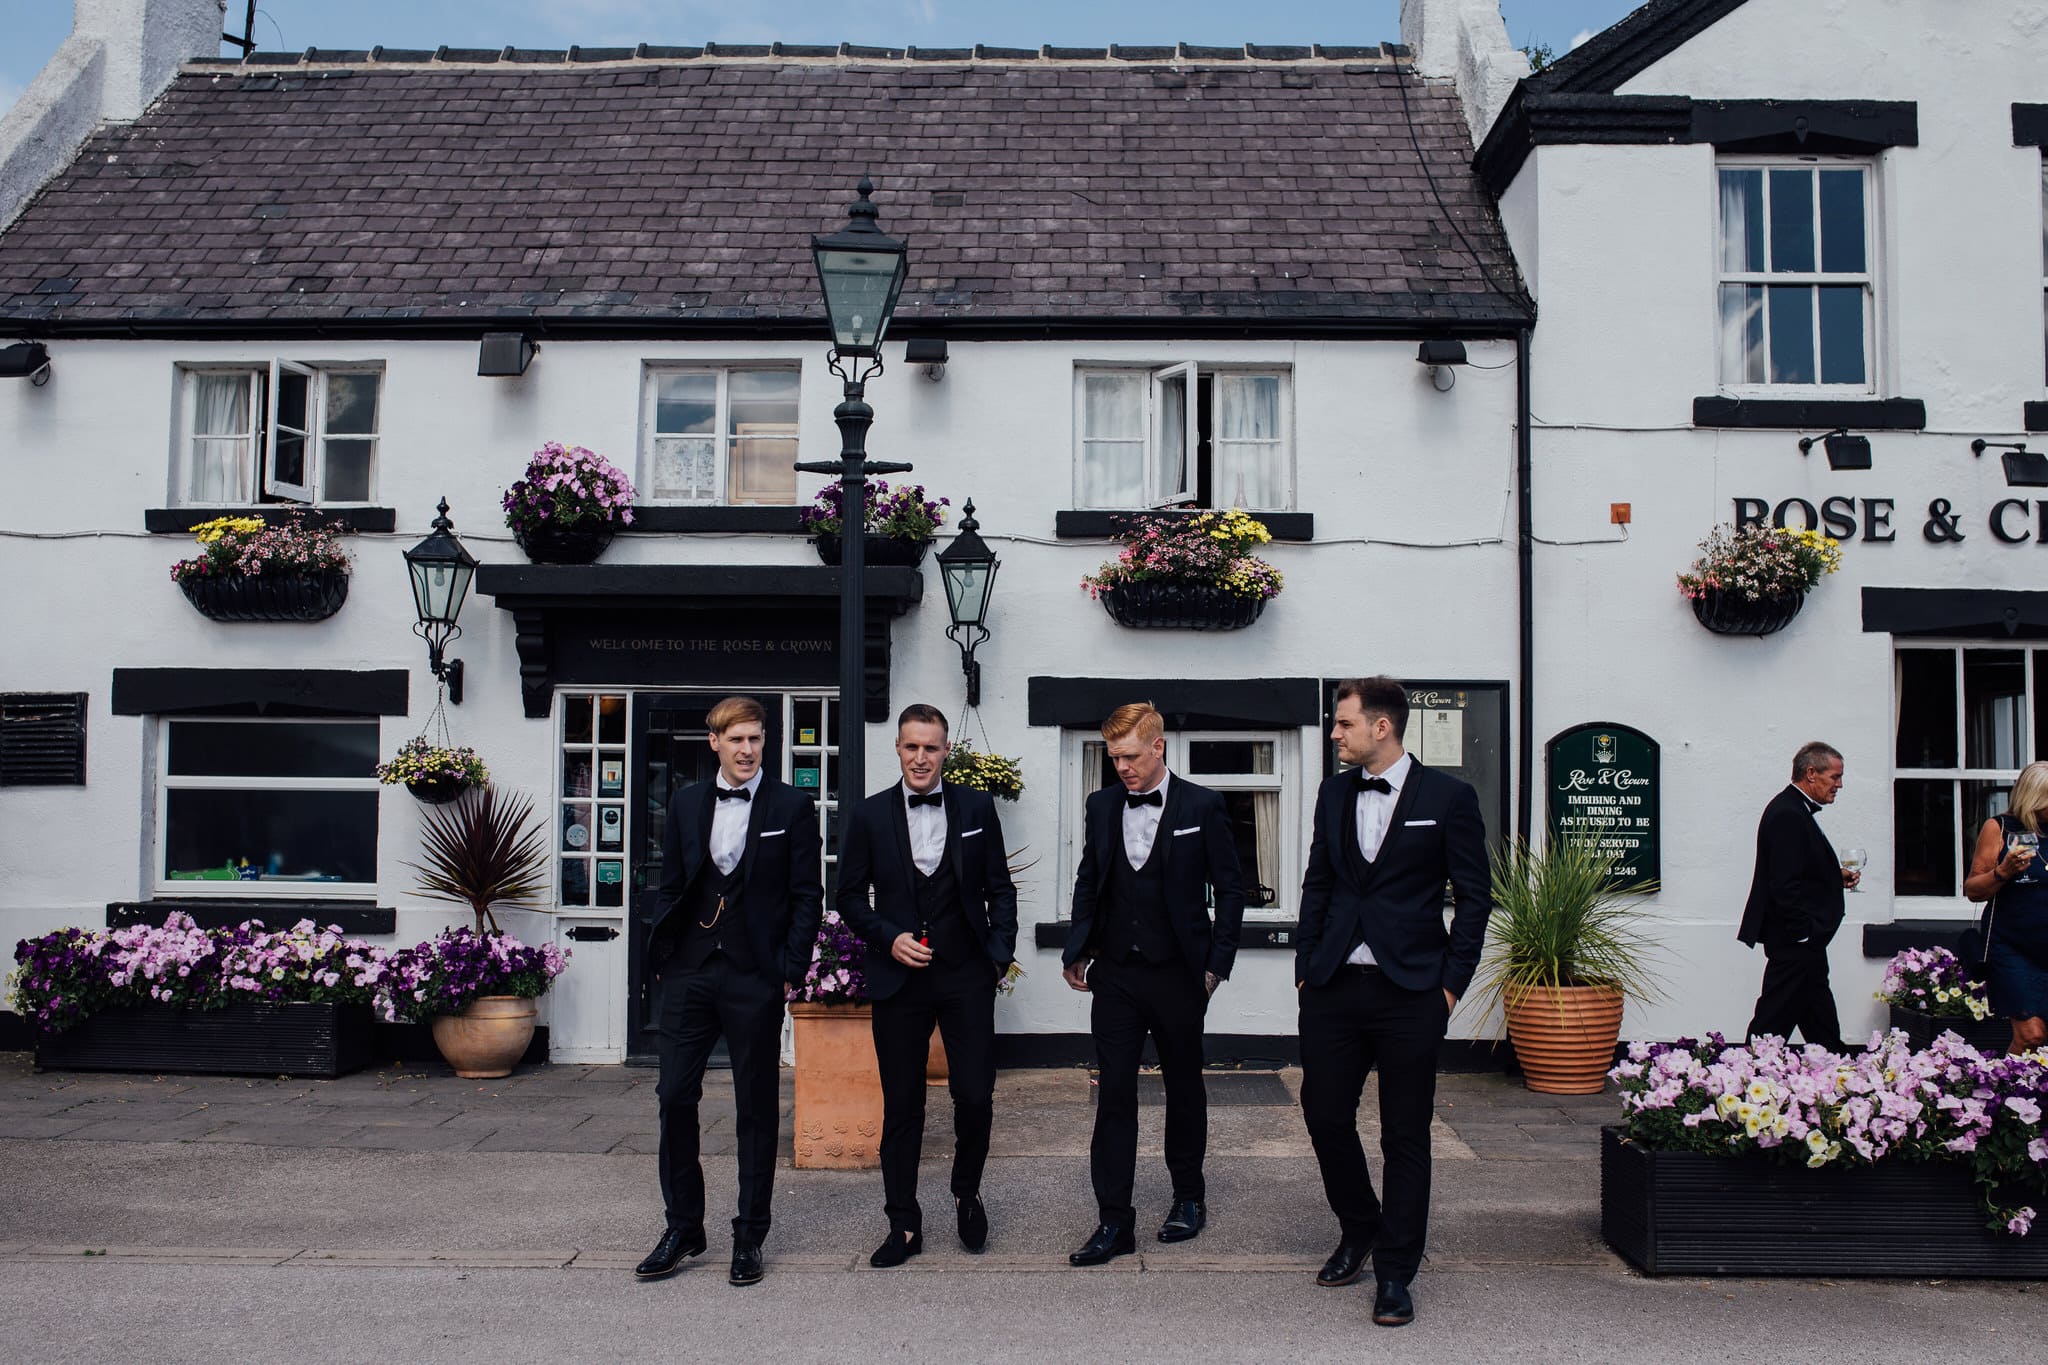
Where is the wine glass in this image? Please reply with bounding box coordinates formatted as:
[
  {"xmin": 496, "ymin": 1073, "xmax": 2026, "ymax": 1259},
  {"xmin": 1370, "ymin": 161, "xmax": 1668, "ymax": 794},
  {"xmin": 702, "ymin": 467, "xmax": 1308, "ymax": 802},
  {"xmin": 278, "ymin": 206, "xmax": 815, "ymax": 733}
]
[
  {"xmin": 2008, "ymin": 829, "xmax": 2040, "ymax": 881},
  {"xmin": 1840, "ymin": 846, "xmax": 1867, "ymax": 892}
]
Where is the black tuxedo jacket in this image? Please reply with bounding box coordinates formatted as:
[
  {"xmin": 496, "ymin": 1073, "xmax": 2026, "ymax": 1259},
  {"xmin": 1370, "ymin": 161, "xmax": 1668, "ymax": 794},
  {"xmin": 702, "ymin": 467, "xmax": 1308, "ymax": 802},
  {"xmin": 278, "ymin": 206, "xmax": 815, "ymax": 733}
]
[
  {"xmin": 837, "ymin": 782, "xmax": 1021, "ymax": 1000},
  {"xmin": 652, "ymin": 773, "xmax": 823, "ymax": 985},
  {"xmin": 1294, "ymin": 760, "xmax": 1492, "ymax": 997},
  {"xmin": 1063, "ymin": 776, "xmax": 1246, "ymax": 980},
  {"xmin": 1737, "ymin": 785, "xmax": 1843, "ymax": 950}
]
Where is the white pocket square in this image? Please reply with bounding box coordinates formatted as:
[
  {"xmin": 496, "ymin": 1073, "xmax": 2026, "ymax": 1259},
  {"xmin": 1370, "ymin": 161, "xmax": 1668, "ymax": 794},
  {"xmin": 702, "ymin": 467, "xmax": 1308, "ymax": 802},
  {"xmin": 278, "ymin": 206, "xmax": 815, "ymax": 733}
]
[
  {"xmin": 962, "ymin": 827, "xmax": 985, "ymax": 839},
  {"xmin": 1174, "ymin": 826, "xmax": 1202, "ymax": 836},
  {"xmin": 1403, "ymin": 819, "xmax": 1437, "ymax": 827},
  {"xmin": 760, "ymin": 829, "xmax": 786, "ymax": 839}
]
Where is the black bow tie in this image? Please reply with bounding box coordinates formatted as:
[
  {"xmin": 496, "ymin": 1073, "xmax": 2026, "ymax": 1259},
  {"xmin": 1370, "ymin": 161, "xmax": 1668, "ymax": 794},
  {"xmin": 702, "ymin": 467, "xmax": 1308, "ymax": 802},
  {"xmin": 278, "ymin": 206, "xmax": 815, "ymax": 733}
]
[
  {"xmin": 1355, "ymin": 773, "xmax": 1393, "ymax": 796},
  {"xmin": 1125, "ymin": 790, "xmax": 1164, "ymax": 808},
  {"xmin": 907, "ymin": 791, "xmax": 943, "ymax": 808},
  {"xmin": 715, "ymin": 785, "xmax": 751, "ymax": 802}
]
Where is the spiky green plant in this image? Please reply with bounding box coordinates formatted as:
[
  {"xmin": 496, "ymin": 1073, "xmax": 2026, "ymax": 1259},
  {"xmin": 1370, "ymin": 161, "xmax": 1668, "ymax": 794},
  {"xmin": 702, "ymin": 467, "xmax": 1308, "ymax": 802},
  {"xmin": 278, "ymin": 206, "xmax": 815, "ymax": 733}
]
[
  {"xmin": 1469, "ymin": 837, "xmax": 1663, "ymax": 1022},
  {"xmin": 405, "ymin": 787, "xmax": 551, "ymax": 935}
]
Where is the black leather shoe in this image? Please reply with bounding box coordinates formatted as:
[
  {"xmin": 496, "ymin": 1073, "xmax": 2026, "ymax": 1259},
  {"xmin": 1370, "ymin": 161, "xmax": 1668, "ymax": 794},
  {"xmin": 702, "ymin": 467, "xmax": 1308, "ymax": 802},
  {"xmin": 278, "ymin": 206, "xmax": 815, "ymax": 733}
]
[
  {"xmin": 1157, "ymin": 1199, "xmax": 1206, "ymax": 1243},
  {"xmin": 633, "ymin": 1227, "xmax": 706, "ymax": 1280},
  {"xmin": 1067, "ymin": 1222, "xmax": 1136, "ymax": 1266},
  {"xmin": 1317, "ymin": 1239, "xmax": 1373, "ymax": 1288},
  {"xmin": 957, "ymin": 1195, "xmax": 988, "ymax": 1253},
  {"xmin": 1372, "ymin": 1278, "xmax": 1415, "ymax": 1327},
  {"xmin": 728, "ymin": 1241, "xmax": 764, "ymax": 1286},
  {"xmin": 869, "ymin": 1229, "xmax": 924, "ymax": 1268}
]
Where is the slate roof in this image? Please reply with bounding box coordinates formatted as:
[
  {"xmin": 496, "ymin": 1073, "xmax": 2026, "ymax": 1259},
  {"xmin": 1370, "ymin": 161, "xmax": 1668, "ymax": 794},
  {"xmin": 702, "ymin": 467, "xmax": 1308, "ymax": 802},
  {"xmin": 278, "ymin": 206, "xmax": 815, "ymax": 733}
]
[{"xmin": 0, "ymin": 49, "xmax": 1531, "ymax": 334}]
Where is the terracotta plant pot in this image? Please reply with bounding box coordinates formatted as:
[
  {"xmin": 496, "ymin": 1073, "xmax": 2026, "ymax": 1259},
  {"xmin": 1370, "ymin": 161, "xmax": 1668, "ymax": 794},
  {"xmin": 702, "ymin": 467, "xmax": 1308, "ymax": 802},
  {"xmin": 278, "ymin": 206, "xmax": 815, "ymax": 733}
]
[
  {"xmin": 1504, "ymin": 983, "xmax": 1625, "ymax": 1095},
  {"xmin": 926, "ymin": 1024, "xmax": 948, "ymax": 1086},
  {"xmin": 430, "ymin": 994, "xmax": 538, "ymax": 1078},
  {"xmin": 788, "ymin": 1001, "xmax": 882, "ymax": 1169}
]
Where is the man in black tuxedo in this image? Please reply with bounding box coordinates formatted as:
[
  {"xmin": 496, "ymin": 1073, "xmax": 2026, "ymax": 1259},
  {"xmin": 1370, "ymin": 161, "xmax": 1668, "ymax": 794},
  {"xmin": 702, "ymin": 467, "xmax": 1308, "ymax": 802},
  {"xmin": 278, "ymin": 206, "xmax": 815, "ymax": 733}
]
[
  {"xmin": 838, "ymin": 703, "xmax": 1019, "ymax": 1267},
  {"xmin": 1062, "ymin": 701, "xmax": 1245, "ymax": 1266},
  {"xmin": 635, "ymin": 695, "xmax": 821, "ymax": 1288},
  {"xmin": 1295, "ymin": 676, "xmax": 1491, "ymax": 1328},
  {"xmin": 1739, "ymin": 741, "xmax": 1857, "ymax": 1049}
]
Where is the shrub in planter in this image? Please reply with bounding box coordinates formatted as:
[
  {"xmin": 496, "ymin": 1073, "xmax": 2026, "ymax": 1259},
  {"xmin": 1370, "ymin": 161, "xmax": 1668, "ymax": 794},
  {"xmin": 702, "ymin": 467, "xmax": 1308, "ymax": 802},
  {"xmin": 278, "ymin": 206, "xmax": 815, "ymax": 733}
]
[
  {"xmin": 1081, "ymin": 509, "xmax": 1283, "ymax": 630},
  {"xmin": 1878, "ymin": 946, "xmax": 2011, "ymax": 1053},
  {"xmin": 376, "ymin": 926, "xmax": 568, "ymax": 1078},
  {"xmin": 1675, "ymin": 524, "xmax": 1841, "ymax": 636},
  {"xmin": 376, "ymin": 737, "xmax": 489, "ymax": 804},
  {"xmin": 502, "ymin": 442, "xmax": 636, "ymax": 563},
  {"xmin": 169, "ymin": 513, "xmax": 352, "ymax": 622}
]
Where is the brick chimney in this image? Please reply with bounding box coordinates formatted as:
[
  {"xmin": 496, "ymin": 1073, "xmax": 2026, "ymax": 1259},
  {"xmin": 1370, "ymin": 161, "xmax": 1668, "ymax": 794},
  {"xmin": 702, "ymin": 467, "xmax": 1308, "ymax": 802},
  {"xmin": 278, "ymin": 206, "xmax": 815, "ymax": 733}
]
[{"xmin": 0, "ymin": 0, "xmax": 224, "ymax": 230}]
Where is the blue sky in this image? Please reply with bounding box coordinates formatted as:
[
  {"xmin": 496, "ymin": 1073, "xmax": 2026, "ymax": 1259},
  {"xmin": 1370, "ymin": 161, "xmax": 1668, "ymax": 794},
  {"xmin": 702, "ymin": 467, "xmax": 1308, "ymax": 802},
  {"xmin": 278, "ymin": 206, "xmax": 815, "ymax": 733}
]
[{"xmin": 1, "ymin": 1, "xmax": 1642, "ymax": 114}]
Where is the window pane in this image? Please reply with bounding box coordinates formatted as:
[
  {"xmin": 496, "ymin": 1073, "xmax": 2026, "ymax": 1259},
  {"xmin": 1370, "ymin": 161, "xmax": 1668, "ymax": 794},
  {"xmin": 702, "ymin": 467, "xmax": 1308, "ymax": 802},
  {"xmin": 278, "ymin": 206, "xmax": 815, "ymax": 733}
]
[
  {"xmin": 595, "ymin": 859, "xmax": 625, "ymax": 908},
  {"xmin": 562, "ymin": 696, "xmax": 593, "ymax": 745},
  {"xmin": 1154, "ymin": 370, "xmax": 1189, "ymax": 501},
  {"xmin": 188, "ymin": 437, "xmax": 250, "ymax": 503},
  {"xmin": 323, "ymin": 372, "xmax": 379, "ymax": 435},
  {"xmin": 1187, "ymin": 740, "xmax": 1275, "ymax": 775},
  {"xmin": 277, "ymin": 369, "xmax": 310, "ymax": 430},
  {"xmin": 1219, "ymin": 788, "xmax": 1279, "ymax": 908},
  {"xmin": 1719, "ymin": 284, "xmax": 1766, "ymax": 384},
  {"xmin": 563, "ymin": 753, "xmax": 592, "ymax": 798},
  {"xmin": 164, "ymin": 789, "xmax": 377, "ymax": 884},
  {"xmin": 1214, "ymin": 375, "xmax": 1284, "ymax": 508},
  {"xmin": 1719, "ymin": 168, "xmax": 1765, "ymax": 272},
  {"xmin": 727, "ymin": 370, "xmax": 799, "ymax": 433},
  {"xmin": 323, "ymin": 439, "xmax": 373, "ymax": 501},
  {"xmin": 2036, "ymin": 651, "xmax": 2048, "ymax": 760},
  {"xmin": 193, "ymin": 373, "xmax": 252, "ymax": 436},
  {"xmin": 560, "ymin": 857, "xmax": 590, "ymax": 906},
  {"xmin": 272, "ymin": 432, "xmax": 307, "ymax": 489},
  {"xmin": 1964, "ymin": 649, "xmax": 2027, "ymax": 769},
  {"xmin": 1816, "ymin": 286, "xmax": 1866, "ymax": 385},
  {"xmin": 1767, "ymin": 285, "xmax": 1815, "ymax": 384},
  {"xmin": 1768, "ymin": 168, "xmax": 1815, "ymax": 272},
  {"xmin": 1083, "ymin": 741, "xmax": 1114, "ymax": 796},
  {"xmin": 1080, "ymin": 373, "xmax": 1145, "ymax": 506},
  {"xmin": 168, "ymin": 721, "xmax": 378, "ymax": 778},
  {"xmin": 653, "ymin": 437, "xmax": 716, "ymax": 501},
  {"xmin": 655, "ymin": 373, "xmax": 716, "ymax": 434},
  {"xmin": 728, "ymin": 436, "xmax": 797, "ymax": 503},
  {"xmin": 598, "ymin": 696, "xmax": 626, "ymax": 744},
  {"xmin": 1895, "ymin": 650, "xmax": 1958, "ymax": 768},
  {"xmin": 1964, "ymin": 779, "xmax": 2013, "ymax": 870},
  {"xmin": 1818, "ymin": 170, "xmax": 1865, "ymax": 274},
  {"xmin": 563, "ymin": 801, "xmax": 592, "ymax": 853},
  {"xmin": 1893, "ymin": 778, "xmax": 1955, "ymax": 896}
]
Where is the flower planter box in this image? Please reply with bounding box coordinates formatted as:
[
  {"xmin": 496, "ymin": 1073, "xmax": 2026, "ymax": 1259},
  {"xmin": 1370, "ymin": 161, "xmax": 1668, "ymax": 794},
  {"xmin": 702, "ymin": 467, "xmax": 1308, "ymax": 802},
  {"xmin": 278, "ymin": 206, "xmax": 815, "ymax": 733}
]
[
  {"xmin": 1600, "ymin": 1125, "xmax": 2048, "ymax": 1278},
  {"xmin": 514, "ymin": 522, "xmax": 616, "ymax": 564},
  {"xmin": 788, "ymin": 1001, "xmax": 882, "ymax": 1169},
  {"xmin": 1689, "ymin": 589, "xmax": 1804, "ymax": 637},
  {"xmin": 811, "ymin": 533, "xmax": 931, "ymax": 568},
  {"xmin": 1887, "ymin": 1003, "xmax": 2014, "ymax": 1057},
  {"xmin": 33, "ymin": 1001, "xmax": 377, "ymax": 1079},
  {"xmin": 1097, "ymin": 581, "xmax": 1268, "ymax": 631},
  {"xmin": 178, "ymin": 570, "xmax": 349, "ymax": 623}
]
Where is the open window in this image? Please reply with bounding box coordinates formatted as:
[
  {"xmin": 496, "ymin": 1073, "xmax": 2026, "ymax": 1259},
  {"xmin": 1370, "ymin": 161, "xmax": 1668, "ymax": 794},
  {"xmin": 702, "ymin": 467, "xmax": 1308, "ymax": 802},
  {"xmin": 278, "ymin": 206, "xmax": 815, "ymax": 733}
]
[{"xmin": 1075, "ymin": 364, "xmax": 1292, "ymax": 510}]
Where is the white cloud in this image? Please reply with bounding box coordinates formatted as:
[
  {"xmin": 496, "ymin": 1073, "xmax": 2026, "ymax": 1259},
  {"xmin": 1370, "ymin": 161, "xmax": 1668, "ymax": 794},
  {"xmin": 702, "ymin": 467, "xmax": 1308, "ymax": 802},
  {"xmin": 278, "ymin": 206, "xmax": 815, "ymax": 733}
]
[{"xmin": 1569, "ymin": 28, "xmax": 1596, "ymax": 50}]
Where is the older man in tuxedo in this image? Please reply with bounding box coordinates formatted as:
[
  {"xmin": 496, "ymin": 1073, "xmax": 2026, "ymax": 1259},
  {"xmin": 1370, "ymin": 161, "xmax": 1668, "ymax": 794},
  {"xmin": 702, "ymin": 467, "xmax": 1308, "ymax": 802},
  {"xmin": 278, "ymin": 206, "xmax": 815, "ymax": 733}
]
[
  {"xmin": 1062, "ymin": 701, "xmax": 1246, "ymax": 1266},
  {"xmin": 839, "ymin": 703, "xmax": 1019, "ymax": 1267},
  {"xmin": 1295, "ymin": 676, "xmax": 1492, "ymax": 1328},
  {"xmin": 635, "ymin": 695, "xmax": 821, "ymax": 1289},
  {"xmin": 1739, "ymin": 741, "xmax": 1857, "ymax": 1049}
]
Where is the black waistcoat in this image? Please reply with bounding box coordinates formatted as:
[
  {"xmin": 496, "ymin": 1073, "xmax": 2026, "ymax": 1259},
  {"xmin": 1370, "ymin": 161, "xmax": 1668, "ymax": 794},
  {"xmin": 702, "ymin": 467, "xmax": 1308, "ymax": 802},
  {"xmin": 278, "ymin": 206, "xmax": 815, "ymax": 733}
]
[
  {"xmin": 1101, "ymin": 814, "xmax": 1173, "ymax": 964},
  {"xmin": 1342, "ymin": 794, "xmax": 1375, "ymax": 955},
  {"xmin": 677, "ymin": 857, "xmax": 752, "ymax": 971},
  {"xmin": 913, "ymin": 853, "xmax": 978, "ymax": 967}
]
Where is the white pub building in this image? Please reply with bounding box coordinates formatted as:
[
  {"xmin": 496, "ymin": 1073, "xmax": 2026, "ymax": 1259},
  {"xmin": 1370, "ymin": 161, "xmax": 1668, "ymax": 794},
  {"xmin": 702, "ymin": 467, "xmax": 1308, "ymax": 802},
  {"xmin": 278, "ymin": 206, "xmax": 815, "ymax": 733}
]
[{"xmin": 1, "ymin": 0, "xmax": 2041, "ymax": 1063}]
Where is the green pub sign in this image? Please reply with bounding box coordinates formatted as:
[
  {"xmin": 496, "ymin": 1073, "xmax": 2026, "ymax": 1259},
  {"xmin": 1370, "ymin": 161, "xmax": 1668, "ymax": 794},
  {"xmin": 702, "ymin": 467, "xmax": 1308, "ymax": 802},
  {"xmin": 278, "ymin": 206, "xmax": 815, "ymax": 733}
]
[{"xmin": 1544, "ymin": 723, "xmax": 1660, "ymax": 890}]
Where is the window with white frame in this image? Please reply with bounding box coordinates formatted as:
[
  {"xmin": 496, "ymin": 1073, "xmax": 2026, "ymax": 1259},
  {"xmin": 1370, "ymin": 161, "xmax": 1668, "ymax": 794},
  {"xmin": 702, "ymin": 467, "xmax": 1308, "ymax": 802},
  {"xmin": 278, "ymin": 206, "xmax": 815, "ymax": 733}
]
[
  {"xmin": 642, "ymin": 365, "xmax": 800, "ymax": 504},
  {"xmin": 1717, "ymin": 161, "xmax": 1874, "ymax": 390},
  {"xmin": 174, "ymin": 363, "xmax": 381, "ymax": 505},
  {"xmin": 1074, "ymin": 366, "xmax": 1291, "ymax": 510},
  {"xmin": 156, "ymin": 717, "xmax": 379, "ymax": 894},
  {"xmin": 1065, "ymin": 730, "xmax": 1297, "ymax": 916},
  {"xmin": 1893, "ymin": 645, "xmax": 2044, "ymax": 900},
  {"xmin": 558, "ymin": 693, "xmax": 630, "ymax": 910}
]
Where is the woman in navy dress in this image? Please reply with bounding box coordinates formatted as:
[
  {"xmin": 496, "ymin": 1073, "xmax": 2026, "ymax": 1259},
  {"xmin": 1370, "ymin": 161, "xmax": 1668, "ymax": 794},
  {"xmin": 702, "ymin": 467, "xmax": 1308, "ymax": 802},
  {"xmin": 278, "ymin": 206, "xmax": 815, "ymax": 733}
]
[{"xmin": 1965, "ymin": 760, "xmax": 2048, "ymax": 1055}]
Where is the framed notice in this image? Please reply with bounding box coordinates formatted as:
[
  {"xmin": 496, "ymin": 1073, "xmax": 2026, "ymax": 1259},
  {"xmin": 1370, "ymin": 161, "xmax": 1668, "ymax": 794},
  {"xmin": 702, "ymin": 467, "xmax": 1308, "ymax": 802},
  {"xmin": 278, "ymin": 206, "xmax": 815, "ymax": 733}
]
[
  {"xmin": 599, "ymin": 759, "xmax": 624, "ymax": 797},
  {"xmin": 1544, "ymin": 723, "xmax": 1660, "ymax": 890}
]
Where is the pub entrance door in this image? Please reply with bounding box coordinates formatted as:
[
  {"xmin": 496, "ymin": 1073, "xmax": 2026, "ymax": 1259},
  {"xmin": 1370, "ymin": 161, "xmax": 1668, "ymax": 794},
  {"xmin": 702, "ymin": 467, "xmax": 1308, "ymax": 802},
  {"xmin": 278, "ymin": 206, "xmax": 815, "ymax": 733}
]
[{"xmin": 625, "ymin": 691, "xmax": 785, "ymax": 1064}]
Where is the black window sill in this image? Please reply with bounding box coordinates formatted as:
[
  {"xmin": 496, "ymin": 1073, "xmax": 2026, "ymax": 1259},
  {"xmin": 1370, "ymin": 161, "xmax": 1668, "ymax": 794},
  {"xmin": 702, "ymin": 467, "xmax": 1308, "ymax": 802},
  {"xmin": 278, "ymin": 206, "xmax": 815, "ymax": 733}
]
[
  {"xmin": 1055, "ymin": 509, "xmax": 1314, "ymax": 541},
  {"xmin": 145, "ymin": 506, "xmax": 397, "ymax": 534},
  {"xmin": 2024, "ymin": 402, "xmax": 2048, "ymax": 433},
  {"xmin": 628, "ymin": 505, "xmax": 808, "ymax": 534},
  {"xmin": 108, "ymin": 899, "xmax": 396, "ymax": 935},
  {"xmin": 1034, "ymin": 920, "xmax": 1300, "ymax": 950},
  {"xmin": 1862, "ymin": 917, "xmax": 1976, "ymax": 958},
  {"xmin": 1691, "ymin": 397, "xmax": 1927, "ymax": 430}
]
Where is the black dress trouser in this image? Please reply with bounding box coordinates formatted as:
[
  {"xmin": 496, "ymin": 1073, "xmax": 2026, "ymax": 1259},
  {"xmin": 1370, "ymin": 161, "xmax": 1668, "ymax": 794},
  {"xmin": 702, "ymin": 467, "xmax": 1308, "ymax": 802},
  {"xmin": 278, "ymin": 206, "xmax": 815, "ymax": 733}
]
[
  {"xmin": 654, "ymin": 955, "xmax": 785, "ymax": 1245},
  {"xmin": 1298, "ymin": 965, "xmax": 1450, "ymax": 1284},
  {"xmin": 1088, "ymin": 955, "xmax": 1210, "ymax": 1227},
  {"xmin": 1746, "ymin": 940, "xmax": 1844, "ymax": 1051},
  {"xmin": 870, "ymin": 956, "xmax": 997, "ymax": 1233}
]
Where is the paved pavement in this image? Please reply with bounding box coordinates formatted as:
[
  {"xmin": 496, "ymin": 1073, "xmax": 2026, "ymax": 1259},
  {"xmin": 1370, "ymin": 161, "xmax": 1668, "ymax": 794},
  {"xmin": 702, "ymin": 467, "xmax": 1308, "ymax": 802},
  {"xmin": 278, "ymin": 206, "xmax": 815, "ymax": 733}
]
[{"xmin": 0, "ymin": 1053, "xmax": 2040, "ymax": 1362}]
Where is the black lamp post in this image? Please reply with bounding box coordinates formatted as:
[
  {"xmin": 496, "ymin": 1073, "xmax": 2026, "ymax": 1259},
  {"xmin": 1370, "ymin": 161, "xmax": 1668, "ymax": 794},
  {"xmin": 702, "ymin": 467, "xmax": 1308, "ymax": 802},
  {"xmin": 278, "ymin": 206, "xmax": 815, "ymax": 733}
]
[
  {"xmin": 403, "ymin": 497, "xmax": 477, "ymax": 704},
  {"xmin": 937, "ymin": 499, "xmax": 999, "ymax": 708},
  {"xmin": 795, "ymin": 177, "xmax": 912, "ymax": 810}
]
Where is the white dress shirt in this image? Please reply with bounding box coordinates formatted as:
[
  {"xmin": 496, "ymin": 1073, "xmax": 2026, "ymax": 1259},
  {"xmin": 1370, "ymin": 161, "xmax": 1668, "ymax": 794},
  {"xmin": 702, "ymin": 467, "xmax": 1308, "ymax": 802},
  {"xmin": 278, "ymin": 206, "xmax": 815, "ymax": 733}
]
[
  {"xmin": 1346, "ymin": 751, "xmax": 1414, "ymax": 966},
  {"xmin": 709, "ymin": 769, "xmax": 763, "ymax": 876},
  {"xmin": 1122, "ymin": 769, "xmax": 1171, "ymax": 869},
  {"xmin": 905, "ymin": 781, "xmax": 947, "ymax": 876}
]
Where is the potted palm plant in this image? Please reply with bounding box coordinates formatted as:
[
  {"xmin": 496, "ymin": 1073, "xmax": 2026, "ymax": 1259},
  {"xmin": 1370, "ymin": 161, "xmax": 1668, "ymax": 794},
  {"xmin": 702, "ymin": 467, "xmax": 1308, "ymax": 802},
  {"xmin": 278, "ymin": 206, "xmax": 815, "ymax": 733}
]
[
  {"xmin": 398, "ymin": 787, "xmax": 559, "ymax": 1076},
  {"xmin": 1471, "ymin": 838, "xmax": 1662, "ymax": 1094}
]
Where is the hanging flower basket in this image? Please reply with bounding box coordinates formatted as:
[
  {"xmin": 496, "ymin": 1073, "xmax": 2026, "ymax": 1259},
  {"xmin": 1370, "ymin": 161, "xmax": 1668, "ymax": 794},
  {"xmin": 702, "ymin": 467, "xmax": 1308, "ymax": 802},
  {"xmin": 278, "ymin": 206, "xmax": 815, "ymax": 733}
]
[
  {"xmin": 1689, "ymin": 589, "xmax": 1805, "ymax": 636},
  {"xmin": 404, "ymin": 773, "xmax": 472, "ymax": 805},
  {"xmin": 513, "ymin": 521, "xmax": 615, "ymax": 565},
  {"xmin": 1097, "ymin": 581, "xmax": 1269, "ymax": 631},
  {"xmin": 179, "ymin": 570, "xmax": 350, "ymax": 623},
  {"xmin": 377, "ymin": 738, "xmax": 488, "ymax": 803},
  {"xmin": 811, "ymin": 533, "xmax": 931, "ymax": 568}
]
